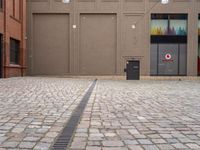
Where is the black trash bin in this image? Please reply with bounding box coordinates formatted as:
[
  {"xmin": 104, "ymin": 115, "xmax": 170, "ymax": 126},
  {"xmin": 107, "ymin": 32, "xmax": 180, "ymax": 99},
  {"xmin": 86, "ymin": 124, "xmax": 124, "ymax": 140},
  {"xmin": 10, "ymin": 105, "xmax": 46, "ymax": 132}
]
[{"xmin": 125, "ymin": 60, "xmax": 140, "ymax": 80}]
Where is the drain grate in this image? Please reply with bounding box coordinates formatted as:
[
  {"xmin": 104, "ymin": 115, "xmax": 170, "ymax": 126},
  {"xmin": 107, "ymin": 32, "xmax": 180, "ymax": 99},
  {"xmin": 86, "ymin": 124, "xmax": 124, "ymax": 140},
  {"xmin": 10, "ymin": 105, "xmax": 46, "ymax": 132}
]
[{"xmin": 52, "ymin": 79, "xmax": 97, "ymax": 150}]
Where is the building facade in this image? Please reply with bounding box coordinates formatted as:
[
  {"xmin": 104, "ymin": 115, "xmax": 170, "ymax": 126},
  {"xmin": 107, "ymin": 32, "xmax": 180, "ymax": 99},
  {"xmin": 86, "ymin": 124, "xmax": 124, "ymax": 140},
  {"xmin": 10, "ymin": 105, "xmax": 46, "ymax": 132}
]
[
  {"xmin": 0, "ymin": 0, "xmax": 26, "ymax": 78},
  {"xmin": 27, "ymin": 0, "xmax": 200, "ymax": 76}
]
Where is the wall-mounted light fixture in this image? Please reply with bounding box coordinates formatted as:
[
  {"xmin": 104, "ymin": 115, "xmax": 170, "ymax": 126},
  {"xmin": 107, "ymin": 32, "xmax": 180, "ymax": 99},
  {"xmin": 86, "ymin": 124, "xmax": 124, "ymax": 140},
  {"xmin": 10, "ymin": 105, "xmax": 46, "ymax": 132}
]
[
  {"xmin": 73, "ymin": 25, "xmax": 77, "ymax": 29},
  {"xmin": 132, "ymin": 25, "xmax": 136, "ymax": 29},
  {"xmin": 62, "ymin": 0, "xmax": 70, "ymax": 3},
  {"xmin": 161, "ymin": 0, "xmax": 169, "ymax": 4}
]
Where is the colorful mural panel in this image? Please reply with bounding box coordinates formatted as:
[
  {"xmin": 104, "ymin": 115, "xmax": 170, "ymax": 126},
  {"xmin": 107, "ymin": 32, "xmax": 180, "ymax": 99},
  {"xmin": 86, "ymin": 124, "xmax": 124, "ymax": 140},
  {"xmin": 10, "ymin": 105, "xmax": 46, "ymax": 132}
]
[
  {"xmin": 151, "ymin": 20, "xmax": 168, "ymax": 35},
  {"xmin": 151, "ymin": 14, "xmax": 188, "ymax": 36},
  {"xmin": 169, "ymin": 20, "xmax": 187, "ymax": 36}
]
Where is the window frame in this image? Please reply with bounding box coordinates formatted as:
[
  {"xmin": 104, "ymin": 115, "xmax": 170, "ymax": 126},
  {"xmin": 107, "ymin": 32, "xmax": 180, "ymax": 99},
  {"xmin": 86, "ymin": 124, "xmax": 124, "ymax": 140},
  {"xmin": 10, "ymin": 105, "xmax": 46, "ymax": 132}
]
[
  {"xmin": 10, "ymin": 38, "xmax": 20, "ymax": 65},
  {"xmin": 10, "ymin": 0, "xmax": 21, "ymax": 22}
]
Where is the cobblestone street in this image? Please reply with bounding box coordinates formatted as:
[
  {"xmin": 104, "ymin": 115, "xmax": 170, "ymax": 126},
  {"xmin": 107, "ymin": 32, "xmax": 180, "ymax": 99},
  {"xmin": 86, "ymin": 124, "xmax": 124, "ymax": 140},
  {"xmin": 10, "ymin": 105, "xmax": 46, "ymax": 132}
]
[
  {"xmin": 0, "ymin": 77, "xmax": 92, "ymax": 150},
  {"xmin": 0, "ymin": 78, "xmax": 200, "ymax": 150},
  {"xmin": 70, "ymin": 80, "xmax": 200, "ymax": 150}
]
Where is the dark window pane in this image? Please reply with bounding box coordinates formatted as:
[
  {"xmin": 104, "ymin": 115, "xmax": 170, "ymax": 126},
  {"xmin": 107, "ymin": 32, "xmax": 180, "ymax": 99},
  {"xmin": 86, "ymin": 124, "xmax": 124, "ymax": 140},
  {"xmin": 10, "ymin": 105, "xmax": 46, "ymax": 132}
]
[
  {"xmin": 10, "ymin": 38, "xmax": 20, "ymax": 64},
  {"xmin": 0, "ymin": 0, "xmax": 2, "ymax": 9},
  {"xmin": 151, "ymin": 14, "xmax": 168, "ymax": 20}
]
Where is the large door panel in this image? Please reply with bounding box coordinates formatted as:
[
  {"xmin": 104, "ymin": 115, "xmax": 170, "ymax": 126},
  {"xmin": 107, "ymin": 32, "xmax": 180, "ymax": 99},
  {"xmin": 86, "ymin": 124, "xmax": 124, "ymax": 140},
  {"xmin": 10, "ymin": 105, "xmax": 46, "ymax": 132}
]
[
  {"xmin": 80, "ymin": 14, "xmax": 116, "ymax": 75},
  {"xmin": 33, "ymin": 14, "xmax": 69, "ymax": 75}
]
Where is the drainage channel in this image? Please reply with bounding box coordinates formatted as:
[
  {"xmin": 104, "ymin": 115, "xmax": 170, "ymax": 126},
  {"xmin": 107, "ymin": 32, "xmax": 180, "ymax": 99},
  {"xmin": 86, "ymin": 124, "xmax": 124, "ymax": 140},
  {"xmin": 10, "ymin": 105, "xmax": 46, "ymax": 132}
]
[{"xmin": 52, "ymin": 79, "xmax": 97, "ymax": 150}]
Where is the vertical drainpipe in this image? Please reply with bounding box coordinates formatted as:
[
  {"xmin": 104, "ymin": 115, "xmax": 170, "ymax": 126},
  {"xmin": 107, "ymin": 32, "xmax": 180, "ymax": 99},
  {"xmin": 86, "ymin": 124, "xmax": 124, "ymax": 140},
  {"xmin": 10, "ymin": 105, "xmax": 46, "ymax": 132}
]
[
  {"xmin": 20, "ymin": 0, "xmax": 24, "ymax": 76},
  {"xmin": 3, "ymin": 0, "xmax": 6, "ymax": 78}
]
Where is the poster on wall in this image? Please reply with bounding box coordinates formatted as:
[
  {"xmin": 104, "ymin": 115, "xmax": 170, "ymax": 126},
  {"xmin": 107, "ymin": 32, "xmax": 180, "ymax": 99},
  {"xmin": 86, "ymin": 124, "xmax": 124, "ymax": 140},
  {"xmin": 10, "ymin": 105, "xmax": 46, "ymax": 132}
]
[
  {"xmin": 151, "ymin": 20, "xmax": 168, "ymax": 35},
  {"xmin": 169, "ymin": 20, "xmax": 187, "ymax": 36}
]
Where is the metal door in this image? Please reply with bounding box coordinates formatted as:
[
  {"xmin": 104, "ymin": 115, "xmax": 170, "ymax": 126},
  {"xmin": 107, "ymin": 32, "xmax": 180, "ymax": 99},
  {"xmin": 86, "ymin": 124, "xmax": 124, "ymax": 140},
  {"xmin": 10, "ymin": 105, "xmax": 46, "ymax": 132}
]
[{"xmin": 126, "ymin": 60, "xmax": 140, "ymax": 80}]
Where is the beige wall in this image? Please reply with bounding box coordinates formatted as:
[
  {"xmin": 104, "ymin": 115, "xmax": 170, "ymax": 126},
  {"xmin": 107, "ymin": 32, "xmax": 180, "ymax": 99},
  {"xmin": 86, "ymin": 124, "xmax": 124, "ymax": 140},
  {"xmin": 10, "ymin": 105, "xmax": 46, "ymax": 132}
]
[{"xmin": 27, "ymin": 0, "xmax": 200, "ymax": 76}]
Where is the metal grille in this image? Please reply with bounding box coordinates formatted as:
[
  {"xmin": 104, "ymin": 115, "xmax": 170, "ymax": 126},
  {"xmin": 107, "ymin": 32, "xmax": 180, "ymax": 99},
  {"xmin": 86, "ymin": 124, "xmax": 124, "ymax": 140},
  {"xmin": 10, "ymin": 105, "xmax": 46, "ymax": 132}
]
[{"xmin": 52, "ymin": 79, "xmax": 97, "ymax": 150}]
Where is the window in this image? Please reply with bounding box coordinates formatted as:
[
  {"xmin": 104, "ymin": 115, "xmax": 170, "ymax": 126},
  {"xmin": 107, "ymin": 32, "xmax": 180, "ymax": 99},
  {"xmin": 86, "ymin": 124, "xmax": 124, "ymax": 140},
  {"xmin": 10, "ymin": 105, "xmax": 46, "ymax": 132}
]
[
  {"xmin": 150, "ymin": 14, "xmax": 188, "ymax": 76},
  {"xmin": 150, "ymin": 44, "xmax": 187, "ymax": 76},
  {"xmin": 0, "ymin": 0, "xmax": 3, "ymax": 10},
  {"xmin": 11, "ymin": 0, "xmax": 20, "ymax": 20},
  {"xmin": 10, "ymin": 38, "xmax": 20, "ymax": 64},
  {"xmin": 151, "ymin": 14, "xmax": 187, "ymax": 36}
]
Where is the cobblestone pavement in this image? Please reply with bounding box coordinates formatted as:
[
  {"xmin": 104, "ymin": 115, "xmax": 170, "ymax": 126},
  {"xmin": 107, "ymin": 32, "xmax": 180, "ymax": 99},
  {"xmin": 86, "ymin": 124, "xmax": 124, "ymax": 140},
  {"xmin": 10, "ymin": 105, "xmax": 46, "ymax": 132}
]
[
  {"xmin": 0, "ymin": 77, "xmax": 92, "ymax": 150},
  {"xmin": 69, "ymin": 80, "xmax": 200, "ymax": 150}
]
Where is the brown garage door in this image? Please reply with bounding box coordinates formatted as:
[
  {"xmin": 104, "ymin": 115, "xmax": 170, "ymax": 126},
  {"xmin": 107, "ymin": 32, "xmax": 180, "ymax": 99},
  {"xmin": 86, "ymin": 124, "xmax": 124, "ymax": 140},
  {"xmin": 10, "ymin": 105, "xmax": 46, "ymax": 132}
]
[
  {"xmin": 33, "ymin": 14, "xmax": 69, "ymax": 75},
  {"xmin": 80, "ymin": 14, "xmax": 117, "ymax": 75}
]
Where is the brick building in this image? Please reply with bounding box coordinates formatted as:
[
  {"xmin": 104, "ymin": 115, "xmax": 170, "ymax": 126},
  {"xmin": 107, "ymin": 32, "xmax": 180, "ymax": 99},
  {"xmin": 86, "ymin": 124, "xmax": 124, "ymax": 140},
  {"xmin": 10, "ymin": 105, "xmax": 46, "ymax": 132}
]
[{"xmin": 0, "ymin": 0, "xmax": 26, "ymax": 78}]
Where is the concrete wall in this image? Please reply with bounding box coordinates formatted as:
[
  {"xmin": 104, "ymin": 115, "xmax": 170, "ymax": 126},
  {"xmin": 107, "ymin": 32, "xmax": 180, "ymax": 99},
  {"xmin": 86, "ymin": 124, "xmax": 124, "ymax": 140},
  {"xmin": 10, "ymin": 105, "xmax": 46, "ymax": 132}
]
[{"xmin": 27, "ymin": 0, "xmax": 200, "ymax": 76}]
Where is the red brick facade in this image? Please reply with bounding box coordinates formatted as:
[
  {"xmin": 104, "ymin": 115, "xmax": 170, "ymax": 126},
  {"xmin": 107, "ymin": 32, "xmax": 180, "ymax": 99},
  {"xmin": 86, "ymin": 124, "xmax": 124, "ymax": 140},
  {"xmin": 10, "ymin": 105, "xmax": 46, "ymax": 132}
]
[{"xmin": 0, "ymin": 0, "xmax": 26, "ymax": 78}]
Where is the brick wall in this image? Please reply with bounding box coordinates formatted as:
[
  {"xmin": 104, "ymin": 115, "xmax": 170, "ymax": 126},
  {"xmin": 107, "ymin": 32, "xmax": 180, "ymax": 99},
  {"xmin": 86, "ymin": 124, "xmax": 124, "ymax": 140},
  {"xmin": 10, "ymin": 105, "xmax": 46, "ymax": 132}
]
[{"xmin": 0, "ymin": 0, "xmax": 26, "ymax": 78}]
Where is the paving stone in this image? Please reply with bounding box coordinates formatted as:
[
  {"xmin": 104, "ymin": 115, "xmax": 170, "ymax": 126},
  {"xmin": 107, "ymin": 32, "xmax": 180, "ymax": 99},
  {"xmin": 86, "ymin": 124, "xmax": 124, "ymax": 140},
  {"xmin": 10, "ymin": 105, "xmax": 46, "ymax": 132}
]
[
  {"xmin": 102, "ymin": 141, "xmax": 124, "ymax": 147},
  {"xmin": 104, "ymin": 133, "xmax": 117, "ymax": 137},
  {"xmin": 86, "ymin": 146, "xmax": 101, "ymax": 150},
  {"xmin": 138, "ymin": 139, "xmax": 153, "ymax": 145},
  {"xmin": 0, "ymin": 137, "xmax": 8, "ymax": 144},
  {"xmin": 128, "ymin": 129, "xmax": 140, "ymax": 135},
  {"xmin": 142, "ymin": 145, "xmax": 160, "ymax": 150},
  {"xmin": 70, "ymin": 141, "xmax": 87, "ymax": 149},
  {"xmin": 172, "ymin": 143, "xmax": 187, "ymax": 149},
  {"xmin": 102, "ymin": 147, "xmax": 128, "ymax": 150},
  {"xmin": 165, "ymin": 138, "xmax": 179, "ymax": 143},
  {"xmin": 186, "ymin": 143, "xmax": 200, "ymax": 149},
  {"xmin": 128, "ymin": 145, "xmax": 144, "ymax": 150},
  {"xmin": 124, "ymin": 140, "xmax": 138, "ymax": 145},
  {"xmin": 23, "ymin": 136, "xmax": 41, "ymax": 142},
  {"xmin": 157, "ymin": 144, "xmax": 175, "ymax": 150},
  {"xmin": 33, "ymin": 142, "xmax": 51, "ymax": 150},
  {"xmin": 1, "ymin": 141, "xmax": 19, "ymax": 148},
  {"xmin": 19, "ymin": 142, "xmax": 36, "ymax": 149},
  {"xmin": 88, "ymin": 141, "xmax": 101, "ymax": 146},
  {"xmin": 151, "ymin": 139, "xmax": 166, "ymax": 144}
]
